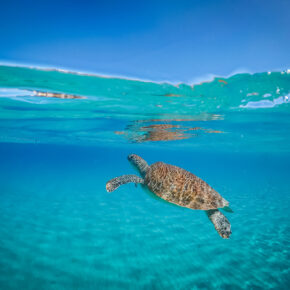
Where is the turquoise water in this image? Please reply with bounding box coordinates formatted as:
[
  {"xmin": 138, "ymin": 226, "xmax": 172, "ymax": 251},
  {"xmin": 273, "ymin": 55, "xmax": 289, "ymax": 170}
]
[{"xmin": 0, "ymin": 65, "xmax": 289, "ymax": 289}]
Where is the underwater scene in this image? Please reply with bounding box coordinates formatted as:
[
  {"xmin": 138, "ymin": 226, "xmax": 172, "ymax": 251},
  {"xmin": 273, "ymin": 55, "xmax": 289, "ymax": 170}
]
[{"xmin": 0, "ymin": 65, "xmax": 289, "ymax": 289}]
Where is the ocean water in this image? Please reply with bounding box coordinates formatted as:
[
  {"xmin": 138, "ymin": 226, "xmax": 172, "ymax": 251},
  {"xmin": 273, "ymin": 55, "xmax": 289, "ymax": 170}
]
[{"xmin": 0, "ymin": 65, "xmax": 289, "ymax": 289}]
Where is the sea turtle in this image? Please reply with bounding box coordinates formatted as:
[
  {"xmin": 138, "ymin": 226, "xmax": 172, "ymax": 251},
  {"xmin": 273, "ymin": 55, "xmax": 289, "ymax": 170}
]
[{"xmin": 106, "ymin": 154, "xmax": 232, "ymax": 239}]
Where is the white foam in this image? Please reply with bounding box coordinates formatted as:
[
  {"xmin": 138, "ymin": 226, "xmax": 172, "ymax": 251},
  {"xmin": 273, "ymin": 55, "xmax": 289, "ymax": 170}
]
[
  {"xmin": 0, "ymin": 88, "xmax": 53, "ymax": 104},
  {"xmin": 0, "ymin": 88, "xmax": 34, "ymax": 97},
  {"xmin": 263, "ymin": 93, "xmax": 272, "ymax": 98},
  {"xmin": 239, "ymin": 95, "xmax": 289, "ymax": 109}
]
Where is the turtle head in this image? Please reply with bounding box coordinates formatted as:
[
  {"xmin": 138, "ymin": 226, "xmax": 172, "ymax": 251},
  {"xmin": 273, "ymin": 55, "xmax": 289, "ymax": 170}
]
[
  {"xmin": 128, "ymin": 154, "xmax": 149, "ymax": 177},
  {"xmin": 106, "ymin": 180, "xmax": 116, "ymax": 192}
]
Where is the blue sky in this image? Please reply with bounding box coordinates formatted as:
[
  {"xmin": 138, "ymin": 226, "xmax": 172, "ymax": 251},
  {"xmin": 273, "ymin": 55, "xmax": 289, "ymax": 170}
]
[{"xmin": 0, "ymin": 0, "xmax": 289, "ymax": 82}]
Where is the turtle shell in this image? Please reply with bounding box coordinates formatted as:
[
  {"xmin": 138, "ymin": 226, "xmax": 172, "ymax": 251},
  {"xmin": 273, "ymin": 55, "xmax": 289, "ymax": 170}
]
[{"xmin": 145, "ymin": 162, "xmax": 229, "ymax": 210}]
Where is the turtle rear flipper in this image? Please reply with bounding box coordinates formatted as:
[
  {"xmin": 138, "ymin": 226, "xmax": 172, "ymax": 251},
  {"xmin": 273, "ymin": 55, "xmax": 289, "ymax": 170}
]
[
  {"xmin": 106, "ymin": 175, "xmax": 144, "ymax": 193},
  {"xmin": 206, "ymin": 209, "xmax": 232, "ymax": 239}
]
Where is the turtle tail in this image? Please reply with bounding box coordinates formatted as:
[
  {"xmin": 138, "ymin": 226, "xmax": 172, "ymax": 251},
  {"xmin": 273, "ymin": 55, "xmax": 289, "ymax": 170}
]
[
  {"xmin": 206, "ymin": 209, "xmax": 232, "ymax": 239},
  {"xmin": 106, "ymin": 174, "xmax": 144, "ymax": 192},
  {"xmin": 127, "ymin": 154, "xmax": 149, "ymax": 177}
]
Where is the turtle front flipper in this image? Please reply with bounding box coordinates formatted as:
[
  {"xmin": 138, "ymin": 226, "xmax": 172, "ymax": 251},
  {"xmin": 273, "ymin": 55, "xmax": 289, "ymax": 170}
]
[
  {"xmin": 127, "ymin": 154, "xmax": 149, "ymax": 177},
  {"xmin": 206, "ymin": 209, "xmax": 231, "ymax": 239},
  {"xmin": 106, "ymin": 175, "xmax": 144, "ymax": 192}
]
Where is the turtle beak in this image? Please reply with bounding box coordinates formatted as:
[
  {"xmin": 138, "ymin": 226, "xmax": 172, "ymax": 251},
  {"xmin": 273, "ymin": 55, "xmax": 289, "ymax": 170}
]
[
  {"xmin": 106, "ymin": 182, "xmax": 113, "ymax": 192},
  {"xmin": 127, "ymin": 154, "xmax": 135, "ymax": 161}
]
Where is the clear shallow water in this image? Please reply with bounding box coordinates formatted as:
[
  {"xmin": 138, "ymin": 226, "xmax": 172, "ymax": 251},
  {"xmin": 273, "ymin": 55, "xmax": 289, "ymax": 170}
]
[{"xmin": 0, "ymin": 65, "xmax": 289, "ymax": 289}]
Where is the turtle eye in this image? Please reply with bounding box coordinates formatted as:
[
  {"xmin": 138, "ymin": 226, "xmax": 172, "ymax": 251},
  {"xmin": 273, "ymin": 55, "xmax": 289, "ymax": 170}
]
[{"xmin": 128, "ymin": 154, "xmax": 137, "ymax": 161}]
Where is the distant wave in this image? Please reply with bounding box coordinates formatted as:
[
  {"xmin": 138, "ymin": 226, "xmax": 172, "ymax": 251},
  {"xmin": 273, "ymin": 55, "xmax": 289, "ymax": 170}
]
[
  {"xmin": 1, "ymin": 62, "xmax": 289, "ymax": 86},
  {"xmin": 0, "ymin": 64, "xmax": 289, "ymax": 112},
  {"xmin": 0, "ymin": 62, "xmax": 174, "ymax": 85}
]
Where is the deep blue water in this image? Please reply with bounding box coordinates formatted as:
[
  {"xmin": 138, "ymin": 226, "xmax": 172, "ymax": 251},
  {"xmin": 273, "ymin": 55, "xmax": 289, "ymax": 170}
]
[
  {"xmin": 0, "ymin": 66, "xmax": 290, "ymax": 289},
  {"xmin": 0, "ymin": 144, "xmax": 289, "ymax": 289}
]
